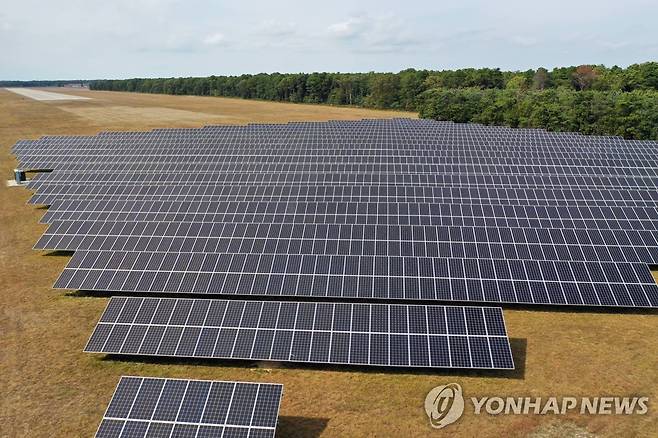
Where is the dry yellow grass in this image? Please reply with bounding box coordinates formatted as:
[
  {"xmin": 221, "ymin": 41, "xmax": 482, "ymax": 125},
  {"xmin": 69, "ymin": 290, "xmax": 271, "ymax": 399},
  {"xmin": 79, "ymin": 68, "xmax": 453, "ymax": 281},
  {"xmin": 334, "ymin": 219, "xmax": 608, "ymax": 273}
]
[{"xmin": 0, "ymin": 88, "xmax": 656, "ymax": 437}]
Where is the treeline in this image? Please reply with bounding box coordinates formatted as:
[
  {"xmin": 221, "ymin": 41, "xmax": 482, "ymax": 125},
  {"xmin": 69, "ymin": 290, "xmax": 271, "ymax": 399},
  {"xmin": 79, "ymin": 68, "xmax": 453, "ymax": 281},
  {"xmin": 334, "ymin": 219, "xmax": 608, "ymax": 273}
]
[
  {"xmin": 90, "ymin": 71, "xmax": 426, "ymax": 109},
  {"xmin": 0, "ymin": 80, "xmax": 87, "ymax": 87},
  {"xmin": 418, "ymin": 88, "xmax": 658, "ymax": 141},
  {"xmin": 88, "ymin": 63, "xmax": 658, "ymax": 139}
]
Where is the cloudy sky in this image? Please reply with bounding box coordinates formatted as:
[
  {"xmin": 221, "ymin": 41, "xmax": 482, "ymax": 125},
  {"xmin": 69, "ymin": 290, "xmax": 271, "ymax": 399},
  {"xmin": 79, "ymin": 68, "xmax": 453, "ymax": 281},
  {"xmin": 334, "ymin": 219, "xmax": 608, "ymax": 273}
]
[{"xmin": 1, "ymin": 0, "xmax": 657, "ymax": 79}]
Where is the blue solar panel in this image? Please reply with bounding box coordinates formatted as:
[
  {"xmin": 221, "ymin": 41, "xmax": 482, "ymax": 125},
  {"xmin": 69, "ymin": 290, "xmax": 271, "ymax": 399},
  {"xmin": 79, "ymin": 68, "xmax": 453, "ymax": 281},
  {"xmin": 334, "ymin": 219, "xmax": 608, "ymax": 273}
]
[
  {"xmin": 96, "ymin": 376, "xmax": 282, "ymax": 438},
  {"xmin": 85, "ymin": 297, "xmax": 514, "ymax": 369},
  {"xmin": 14, "ymin": 119, "xmax": 658, "ymax": 310}
]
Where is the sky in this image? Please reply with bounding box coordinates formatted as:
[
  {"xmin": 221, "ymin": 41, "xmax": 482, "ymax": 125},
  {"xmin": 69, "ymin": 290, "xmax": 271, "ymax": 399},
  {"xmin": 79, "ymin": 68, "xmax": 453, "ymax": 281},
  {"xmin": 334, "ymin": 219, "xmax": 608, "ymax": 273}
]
[{"xmin": 1, "ymin": 0, "xmax": 657, "ymax": 80}]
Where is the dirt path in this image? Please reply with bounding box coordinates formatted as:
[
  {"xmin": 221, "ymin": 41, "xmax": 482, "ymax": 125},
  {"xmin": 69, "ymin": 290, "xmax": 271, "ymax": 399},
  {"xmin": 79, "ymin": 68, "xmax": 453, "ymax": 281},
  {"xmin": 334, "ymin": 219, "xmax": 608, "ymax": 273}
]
[{"xmin": 5, "ymin": 87, "xmax": 92, "ymax": 101}]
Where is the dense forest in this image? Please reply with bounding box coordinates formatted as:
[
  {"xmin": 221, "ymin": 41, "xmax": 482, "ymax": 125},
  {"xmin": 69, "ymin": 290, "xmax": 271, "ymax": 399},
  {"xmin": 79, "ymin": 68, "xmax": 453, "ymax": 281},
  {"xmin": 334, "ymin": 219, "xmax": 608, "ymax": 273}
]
[{"xmin": 84, "ymin": 63, "xmax": 658, "ymax": 140}]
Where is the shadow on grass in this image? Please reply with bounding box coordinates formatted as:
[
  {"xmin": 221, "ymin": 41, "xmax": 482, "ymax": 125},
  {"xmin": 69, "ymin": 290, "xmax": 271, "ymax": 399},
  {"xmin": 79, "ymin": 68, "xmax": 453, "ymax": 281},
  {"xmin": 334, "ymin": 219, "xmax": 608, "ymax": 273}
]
[
  {"xmin": 42, "ymin": 250, "xmax": 75, "ymax": 257},
  {"xmin": 277, "ymin": 416, "xmax": 329, "ymax": 438},
  {"xmin": 97, "ymin": 340, "xmax": 525, "ymax": 380},
  {"xmin": 501, "ymin": 303, "xmax": 658, "ymax": 316}
]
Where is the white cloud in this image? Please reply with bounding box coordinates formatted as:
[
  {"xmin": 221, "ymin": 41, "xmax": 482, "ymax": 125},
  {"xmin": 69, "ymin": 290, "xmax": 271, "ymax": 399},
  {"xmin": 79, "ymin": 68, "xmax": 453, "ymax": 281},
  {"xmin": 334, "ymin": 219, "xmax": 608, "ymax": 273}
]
[
  {"xmin": 2, "ymin": 0, "xmax": 657, "ymax": 78},
  {"xmin": 327, "ymin": 17, "xmax": 364, "ymax": 39},
  {"xmin": 327, "ymin": 15, "xmax": 421, "ymax": 52},
  {"xmin": 202, "ymin": 32, "xmax": 225, "ymax": 46},
  {"xmin": 258, "ymin": 19, "xmax": 297, "ymax": 37},
  {"xmin": 245, "ymin": 19, "xmax": 314, "ymax": 51},
  {"xmin": 0, "ymin": 13, "xmax": 12, "ymax": 32}
]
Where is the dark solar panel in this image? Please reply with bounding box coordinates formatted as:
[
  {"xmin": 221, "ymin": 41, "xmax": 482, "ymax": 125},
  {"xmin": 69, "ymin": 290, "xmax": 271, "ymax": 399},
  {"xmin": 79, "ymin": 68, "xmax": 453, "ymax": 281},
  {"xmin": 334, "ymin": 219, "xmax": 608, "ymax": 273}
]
[
  {"xmin": 35, "ymin": 219, "xmax": 658, "ymax": 266},
  {"xmin": 96, "ymin": 376, "xmax": 282, "ymax": 438},
  {"xmin": 53, "ymin": 251, "xmax": 658, "ymax": 307},
  {"xmin": 13, "ymin": 118, "xmax": 658, "ymax": 309},
  {"xmin": 85, "ymin": 297, "xmax": 514, "ymax": 369}
]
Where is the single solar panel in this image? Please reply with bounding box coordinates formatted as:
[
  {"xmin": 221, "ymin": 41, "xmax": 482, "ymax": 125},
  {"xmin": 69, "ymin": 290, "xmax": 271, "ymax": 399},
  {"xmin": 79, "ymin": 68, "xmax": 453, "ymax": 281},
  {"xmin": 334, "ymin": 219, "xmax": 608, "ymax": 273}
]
[
  {"xmin": 96, "ymin": 376, "xmax": 283, "ymax": 438},
  {"xmin": 34, "ymin": 219, "xmax": 658, "ymax": 267},
  {"xmin": 55, "ymin": 251, "xmax": 658, "ymax": 307},
  {"xmin": 85, "ymin": 297, "xmax": 514, "ymax": 369}
]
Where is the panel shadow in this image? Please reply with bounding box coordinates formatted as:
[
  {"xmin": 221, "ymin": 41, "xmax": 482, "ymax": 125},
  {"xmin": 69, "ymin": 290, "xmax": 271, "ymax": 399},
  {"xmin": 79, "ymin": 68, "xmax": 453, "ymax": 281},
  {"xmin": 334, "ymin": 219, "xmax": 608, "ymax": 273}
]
[{"xmin": 277, "ymin": 416, "xmax": 329, "ymax": 438}]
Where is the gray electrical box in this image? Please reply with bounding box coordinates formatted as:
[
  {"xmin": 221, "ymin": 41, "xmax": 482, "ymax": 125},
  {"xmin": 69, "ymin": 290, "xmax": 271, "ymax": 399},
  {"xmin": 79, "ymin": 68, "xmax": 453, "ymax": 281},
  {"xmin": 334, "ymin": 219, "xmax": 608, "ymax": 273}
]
[{"xmin": 14, "ymin": 169, "xmax": 26, "ymax": 184}]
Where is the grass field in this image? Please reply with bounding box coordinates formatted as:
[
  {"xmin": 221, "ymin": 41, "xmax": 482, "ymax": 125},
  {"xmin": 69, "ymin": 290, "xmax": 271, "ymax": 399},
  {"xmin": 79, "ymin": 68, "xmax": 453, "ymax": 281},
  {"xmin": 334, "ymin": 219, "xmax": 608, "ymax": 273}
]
[{"xmin": 0, "ymin": 88, "xmax": 657, "ymax": 437}]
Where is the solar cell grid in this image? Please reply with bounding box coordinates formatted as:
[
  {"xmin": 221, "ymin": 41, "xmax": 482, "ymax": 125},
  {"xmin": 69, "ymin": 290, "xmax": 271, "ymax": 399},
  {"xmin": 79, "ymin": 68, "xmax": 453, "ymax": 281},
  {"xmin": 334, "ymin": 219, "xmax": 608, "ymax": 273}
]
[
  {"xmin": 35, "ymin": 220, "xmax": 658, "ymax": 267},
  {"xmin": 20, "ymin": 164, "xmax": 658, "ymax": 188},
  {"xmin": 14, "ymin": 123, "xmax": 656, "ymax": 154},
  {"xmin": 40, "ymin": 198, "xmax": 658, "ymax": 218},
  {"xmin": 27, "ymin": 181, "xmax": 658, "ymax": 208},
  {"xmin": 86, "ymin": 297, "xmax": 515, "ymax": 369},
  {"xmin": 37, "ymin": 185, "xmax": 658, "ymax": 211},
  {"xmin": 21, "ymin": 154, "xmax": 658, "ymax": 175},
  {"xmin": 37, "ymin": 200, "xmax": 658, "ymax": 233},
  {"xmin": 96, "ymin": 376, "xmax": 283, "ymax": 438},
  {"xmin": 55, "ymin": 251, "xmax": 658, "ymax": 307},
  {"xmin": 20, "ymin": 147, "xmax": 658, "ymax": 159},
  {"xmin": 14, "ymin": 118, "xmax": 658, "ymax": 309}
]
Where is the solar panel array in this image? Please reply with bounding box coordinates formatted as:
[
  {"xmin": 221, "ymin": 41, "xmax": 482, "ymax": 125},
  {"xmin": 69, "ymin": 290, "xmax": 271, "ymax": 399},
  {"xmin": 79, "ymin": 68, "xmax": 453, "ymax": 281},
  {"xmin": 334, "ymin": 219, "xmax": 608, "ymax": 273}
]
[
  {"xmin": 14, "ymin": 119, "xmax": 658, "ymax": 308},
  {"xmin": 14, "ymin": 118, "xmax": 658, "ymax": 434},
  {"xmin": 96, "ymin": 376, "xmax": 282, "ymax": 438},
  {"xmin": 85, "ymin": 297, "xmax": 514, "ymax": 369}
]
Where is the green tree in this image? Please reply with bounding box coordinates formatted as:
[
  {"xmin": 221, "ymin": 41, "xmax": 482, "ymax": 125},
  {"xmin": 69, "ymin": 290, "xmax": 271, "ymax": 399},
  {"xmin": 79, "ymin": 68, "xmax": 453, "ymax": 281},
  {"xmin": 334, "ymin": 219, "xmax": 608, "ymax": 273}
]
[
  {"xmin": 398, "ymin": 69, "xmax": 429, "ymax": 110},
  {"xmin": 305, "ymin": 73, "xmax": 333, "ymax": 103},
  {"xmin": 506, "ymin": 74, "xmax": 529, "ymax": 91},
  {"xmin": 532, "ymin": 68, "xmax": 550, "ymax": 90},
  {"xmin": 366, "ymin": 74, "xmax": 400, "ymax": 108}
]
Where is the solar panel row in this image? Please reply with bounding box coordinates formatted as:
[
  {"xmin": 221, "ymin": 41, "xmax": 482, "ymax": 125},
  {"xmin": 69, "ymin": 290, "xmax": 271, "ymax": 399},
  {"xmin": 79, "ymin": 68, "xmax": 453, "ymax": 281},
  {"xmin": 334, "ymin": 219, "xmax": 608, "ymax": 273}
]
[
  {"xmin": 27, "ymin": 173, "xmax": 658, "ymax": 194},
  {"xmin": 55, "ymin": 251, "xmax": 657, "ymax": 307},
  {"xmin": 15, "ymin": 119, "xmax": 658, "ymax": 309},
  {"xmin": 13, "ymin": 118, "xmax": 655, "ymax": 153},
  {"xmin": 35, "ymin": 220, "xmax": 658, "ymax": 266},
  {"xmin": 96, "ymin": 376, "xmax": 282, "ymax": 438},
  {"xmin": 28, "ymin": 182, "xmax": 658, "ymax": 208},
  {"xmin": 40, "ymin": 199, "xmax": 658, "ymax": 223},
  {"xmin": 86, "ymin": 297, "xmax": 514, "ymax": 369},
  {"xmin": 25, "ymin": 155, "xmax": 658, "ymax": 170}
]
